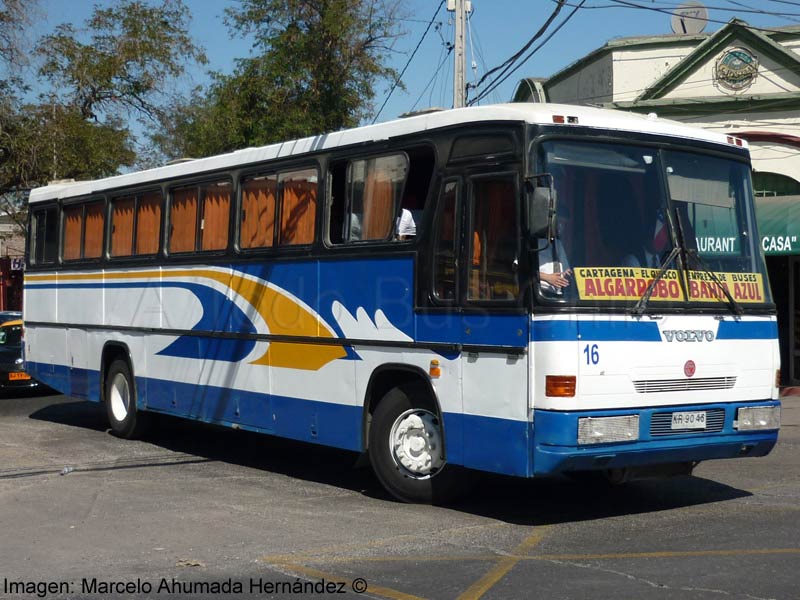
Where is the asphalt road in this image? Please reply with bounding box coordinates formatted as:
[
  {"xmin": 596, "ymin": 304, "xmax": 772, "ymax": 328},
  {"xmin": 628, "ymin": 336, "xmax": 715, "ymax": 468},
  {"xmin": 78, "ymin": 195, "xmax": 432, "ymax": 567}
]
[{"xmin": 0, "ymin": 391, "xmax": 798, "ymax": 600}]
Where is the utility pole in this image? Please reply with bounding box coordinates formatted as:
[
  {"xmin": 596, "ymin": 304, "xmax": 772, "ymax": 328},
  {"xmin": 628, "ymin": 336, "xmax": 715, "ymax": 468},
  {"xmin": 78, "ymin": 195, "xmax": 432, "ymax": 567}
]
[{"xmin": 448, "ymin": 0, "xmax": 471, "ymax": 108}]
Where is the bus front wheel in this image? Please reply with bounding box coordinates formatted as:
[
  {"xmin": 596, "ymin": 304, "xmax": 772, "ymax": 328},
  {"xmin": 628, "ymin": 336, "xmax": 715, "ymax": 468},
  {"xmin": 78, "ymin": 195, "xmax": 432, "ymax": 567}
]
[
  {"xmin": 368, "ymin": 384, "xmax": 463, "ymax": 504},
  {"xmin": 105, "ymin": 359, "xmax": 147, "ymax": 439}
]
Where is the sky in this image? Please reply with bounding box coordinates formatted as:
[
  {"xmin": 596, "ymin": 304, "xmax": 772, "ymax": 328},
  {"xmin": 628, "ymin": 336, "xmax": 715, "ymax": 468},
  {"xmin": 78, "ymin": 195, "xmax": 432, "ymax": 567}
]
[{"xmin": 32, "ymin": 0, "xmax": 800, "ymax": 127}]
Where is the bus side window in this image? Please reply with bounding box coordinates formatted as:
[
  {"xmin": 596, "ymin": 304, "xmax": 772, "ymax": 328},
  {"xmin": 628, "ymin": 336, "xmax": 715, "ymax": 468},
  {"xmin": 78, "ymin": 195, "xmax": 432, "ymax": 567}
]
[
  {"xmin": 169, "ymin": 186, "xmax": 198, "ymax": 253},
  {"xmin": 468, "ymin": 176, "xmax": 519, "ymax": 301},
  {"xmin": 31, "ymin": 206, "xmax": 59, "ymax": 265},
  {"xmin": 278, "ymin": 168, "xmax": 317, "ymax": 246},
  {"xmin": 432, "ymin": 180, "xmax": 458, "ymax": 301},
  {"xmin": 63, "ymin": 200, "xmax": 104, "ymax": 261},
  {"xmin": 135, "ymin": 191, "xmax": 162, "ymax": 255},
  {"xmin": 240, "ymin": 174, "xmax": 277, "ymax": 249}
]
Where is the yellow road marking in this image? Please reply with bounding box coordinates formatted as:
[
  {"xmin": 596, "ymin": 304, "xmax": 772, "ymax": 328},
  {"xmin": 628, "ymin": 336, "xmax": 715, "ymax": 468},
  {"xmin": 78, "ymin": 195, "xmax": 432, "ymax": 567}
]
[
  {"xmin": 455, "ymin": 527, "xmax": 551, "ymax": 600},
  {"xmin": 275, "ymin": 561, "xmax": 428, "ymax": 600}
]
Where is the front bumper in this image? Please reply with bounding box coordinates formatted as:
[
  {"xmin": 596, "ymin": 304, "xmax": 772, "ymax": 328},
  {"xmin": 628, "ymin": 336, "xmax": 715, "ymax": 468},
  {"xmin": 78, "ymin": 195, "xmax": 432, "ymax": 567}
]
[{"xmin": 532, "ymin": 400, "xmax": 780, "ymax": 475}]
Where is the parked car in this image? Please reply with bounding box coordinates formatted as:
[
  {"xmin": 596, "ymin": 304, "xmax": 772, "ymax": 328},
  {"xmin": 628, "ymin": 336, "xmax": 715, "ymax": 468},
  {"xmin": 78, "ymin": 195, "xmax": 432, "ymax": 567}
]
[
  {"xmin": 0, "ymin": 318, "xmax": 40, "ymax": 392},
  {"xmin": 0, "ymin": 310, "xmax": 21, "ymax": 322}
]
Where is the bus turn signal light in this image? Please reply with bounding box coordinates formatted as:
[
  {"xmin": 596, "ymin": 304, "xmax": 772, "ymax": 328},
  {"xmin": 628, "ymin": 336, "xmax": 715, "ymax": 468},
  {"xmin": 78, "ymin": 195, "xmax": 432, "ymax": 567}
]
[
  {"xmin": 429, "ymin": 360, "xmax": 441, "ymax": 378},
  {"xmin": 546, "ymin": 375, "xmax": 576, "ymax": 397}
]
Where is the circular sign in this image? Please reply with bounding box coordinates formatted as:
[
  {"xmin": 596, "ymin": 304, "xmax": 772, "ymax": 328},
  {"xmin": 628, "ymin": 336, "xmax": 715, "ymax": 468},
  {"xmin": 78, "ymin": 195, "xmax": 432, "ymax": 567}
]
[
  {"xmin": 684, "ymin": 360, "xmax": 696, "ymax": 378},
  {"xmin": 671, "ymin": 2, "xmax": 708, "ymax": 35},
  {"xmin": 715, "ymin": 47, "xmax": 759, "ymax": 92}
]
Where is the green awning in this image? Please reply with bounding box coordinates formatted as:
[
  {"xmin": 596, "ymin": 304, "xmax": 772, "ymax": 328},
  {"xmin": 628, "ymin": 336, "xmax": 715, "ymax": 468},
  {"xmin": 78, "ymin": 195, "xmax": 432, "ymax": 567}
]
[{"xmin": 756, "ymin": 194, "xmax": 800, "ymax": 255}]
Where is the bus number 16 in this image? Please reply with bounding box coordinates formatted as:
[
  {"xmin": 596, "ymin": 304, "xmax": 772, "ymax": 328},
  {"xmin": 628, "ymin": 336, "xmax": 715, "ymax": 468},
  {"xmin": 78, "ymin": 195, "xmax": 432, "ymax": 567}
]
[{"xmin": 583, "ymin": 344, "xmax": 600, "ymax": 365}]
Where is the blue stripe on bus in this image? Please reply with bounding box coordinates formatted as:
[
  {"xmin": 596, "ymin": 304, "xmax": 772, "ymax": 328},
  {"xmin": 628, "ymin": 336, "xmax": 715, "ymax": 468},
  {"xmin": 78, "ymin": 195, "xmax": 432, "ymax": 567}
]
[
  {"xmin": 532, "ymin": 318, "xmax": 777, "ymax": 342},
  {"xmin": 20, "ymin": 361, "xmax": 783, "ymax": 479},
  {"xmin": 532, "ymin": 320, "xmax": 661, "ymax": 342},
  {"xmin": 716, "ymin": 320, "xmax": 778, "ymax": 340}
]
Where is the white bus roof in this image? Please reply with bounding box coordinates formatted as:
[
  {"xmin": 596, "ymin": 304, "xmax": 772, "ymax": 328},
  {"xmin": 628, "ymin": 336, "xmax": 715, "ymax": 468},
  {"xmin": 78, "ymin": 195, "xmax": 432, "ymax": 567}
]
[{"xmin": 28, "ymin": 103, "xmax": 745, "ymax": 204}]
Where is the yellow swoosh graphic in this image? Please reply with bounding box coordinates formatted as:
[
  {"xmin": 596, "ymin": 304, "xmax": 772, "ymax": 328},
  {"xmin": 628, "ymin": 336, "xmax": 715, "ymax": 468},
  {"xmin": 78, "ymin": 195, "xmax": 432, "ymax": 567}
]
[{"xmin": 27, "ymin": 269, "xmax": 346, "ymax": 370}]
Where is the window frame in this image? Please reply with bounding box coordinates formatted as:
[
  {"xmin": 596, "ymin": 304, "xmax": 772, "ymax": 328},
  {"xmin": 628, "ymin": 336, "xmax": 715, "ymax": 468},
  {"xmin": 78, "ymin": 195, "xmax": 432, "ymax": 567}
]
[
  {"xmin": 464, "ymin": 170, "xmax": 522, "ymax": 306},
  {"xmin": 326, "ymin": 151, "xmax": 411, "ymax": 247},
  {"xmin": 29, "ymin": 204, "xmax": 60, "ymax": 266},
  {"xmin": 235, "ymin": 163, "xmax": 320, "ymax": 253},
  {"xmin": 167, "ymin": 178, "xmax": 233, "ymax": 257},
  {"xmin": 430, "ymin": 177, "xmax": 462, "ymax": 306},
  {"xmin": 109, "ymin": 188, "xmax": 164, "ymax": 260},
  {"xmin": 61, "ymin": 198, "xmax": 106, "ymax": 263}
]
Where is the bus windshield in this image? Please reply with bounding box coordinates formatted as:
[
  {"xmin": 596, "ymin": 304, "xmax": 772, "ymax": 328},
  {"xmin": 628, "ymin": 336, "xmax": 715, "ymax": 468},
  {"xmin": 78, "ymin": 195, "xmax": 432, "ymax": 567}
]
[{"xmin": 533, "ymin": 139, "xmax": 772, "ymax": 310}]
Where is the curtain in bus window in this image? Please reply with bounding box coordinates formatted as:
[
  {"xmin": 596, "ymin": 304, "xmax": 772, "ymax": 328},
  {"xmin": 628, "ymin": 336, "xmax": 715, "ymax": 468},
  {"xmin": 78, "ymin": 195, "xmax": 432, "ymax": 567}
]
[
  {"xmin": 279, "ymin": 169, "xmax": 317, "ymax": 245},
  {"xmin": 170, "ymin": 187, "xmax": 198, "ymax": 253},
  {"xmin": 111, "ymin": 197, "xmax": 135, "ymax": 257},
  {"xmin": 201, "ymin": 181, "xmax": 231, "ymax": 251},
  {"xmin": 136, "ymin": 191, "xmax": 162, "ymax": 255},
  {"xmin": 63, "ymin": 205, "xmax": 83, "ymax": 261},
  {"xmin": 362, "ymin": 167, "xmax": 394, "ymax": 240},
  {"xmin": 83, "ymin": 202, "xmax": 105, "ymax": 259},
  {"xmin": 469, "ymin": 178, "xmax": 518, "ymax": 300},
  {"xmin": 241, "ymin": 175, "xmax": 276, "ymax": 248}
]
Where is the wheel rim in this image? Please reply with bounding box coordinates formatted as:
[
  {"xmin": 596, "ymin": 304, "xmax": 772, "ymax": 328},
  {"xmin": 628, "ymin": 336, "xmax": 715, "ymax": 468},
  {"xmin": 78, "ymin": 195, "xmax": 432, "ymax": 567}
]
[
  {"xmin": 109, "ymin": 372, "xmax": 131, "ymax": 423},
  {"xmin": 388, "ymin": 409, "xmax": 444, "ymax": 479}
]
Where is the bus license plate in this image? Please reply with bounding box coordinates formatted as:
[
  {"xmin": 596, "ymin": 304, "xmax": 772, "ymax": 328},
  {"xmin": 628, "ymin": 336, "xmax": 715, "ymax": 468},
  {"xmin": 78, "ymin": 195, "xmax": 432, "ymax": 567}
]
[
  {"xmin": 9, "ymin": 372, "xmax": 31, "ymax": 381},
  {"xmin": 671, "ymin": 411, "xmax": 706, "ymax": 429}
]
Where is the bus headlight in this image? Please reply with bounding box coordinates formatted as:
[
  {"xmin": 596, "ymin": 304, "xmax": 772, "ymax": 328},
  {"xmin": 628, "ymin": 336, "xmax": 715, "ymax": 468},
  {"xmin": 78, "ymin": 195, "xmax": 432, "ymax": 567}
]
[
  {"xmin": 735, "ymin": 406, "xmax": 780, "ymax": 431},
  {"xmin": 578, "ymin": 415, "xmax": 640, "ymax": 445}
]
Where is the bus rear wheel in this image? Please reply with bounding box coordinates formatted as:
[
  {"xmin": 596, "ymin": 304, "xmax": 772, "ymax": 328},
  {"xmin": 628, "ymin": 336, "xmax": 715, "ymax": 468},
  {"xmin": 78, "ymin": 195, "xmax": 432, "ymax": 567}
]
[
  {"xmin": 105, "ymin": 359, "xmax": 147, "ymax": 439},
  {"xmin": 368, "ymin": 383, "xmax": 463, "ymax": 504}
]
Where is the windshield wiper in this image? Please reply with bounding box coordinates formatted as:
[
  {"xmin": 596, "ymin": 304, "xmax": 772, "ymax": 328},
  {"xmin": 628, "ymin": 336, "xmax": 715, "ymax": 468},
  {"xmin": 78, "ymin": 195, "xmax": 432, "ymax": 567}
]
[
  {"xmin": 671, "ymin": 208, "xmax": 743, "ymax": 316},
  {"xmin": 684, "ymin": 248, "xmax": 744, "ymax": 316},
  {"xmin": 630, "ymin": 246, "xmax": 681, "ymax": 315}
]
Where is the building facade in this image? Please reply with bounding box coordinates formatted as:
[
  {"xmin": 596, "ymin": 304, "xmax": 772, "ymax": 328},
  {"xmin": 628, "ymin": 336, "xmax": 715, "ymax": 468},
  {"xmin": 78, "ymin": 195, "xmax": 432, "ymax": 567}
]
[{"xmin": 513, "ymin": 19, "xmax": 800, "ymax": 384}]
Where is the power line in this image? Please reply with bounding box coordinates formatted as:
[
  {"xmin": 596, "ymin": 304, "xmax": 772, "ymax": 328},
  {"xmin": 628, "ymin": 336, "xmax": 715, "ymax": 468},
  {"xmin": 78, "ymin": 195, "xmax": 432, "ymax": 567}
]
[
  {"xmin": 469, "ymin": 0, "xmax": 586, "ymax": 105},
  {"xmin": 411, "ymin": 46, "xmax": 454, "ymax": 112},
  {"xmin": 372, "ymin": 0, "xmax": 445, "ymax": 124},
  {"xmin": 469, "ymin": 0, "xmax": 567, "ymax": 94},
  {"xmin": 568, "ymin": 0, "xmax": 800, "ymax": 13},
  {"xmin": 602, "ymin": 0, "xmax": 800, "ymax": 33}
]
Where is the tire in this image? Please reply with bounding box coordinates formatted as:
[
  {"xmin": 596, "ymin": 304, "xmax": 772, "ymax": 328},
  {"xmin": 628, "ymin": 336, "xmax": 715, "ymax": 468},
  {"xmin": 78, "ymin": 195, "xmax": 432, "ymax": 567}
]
[
  {"xmin": 105, "ymin": 359, "xmax": 148, "ymax": 439},
  {"xmin": 368, "ymin": 383, "xmax": 465, "ymax": 504}
]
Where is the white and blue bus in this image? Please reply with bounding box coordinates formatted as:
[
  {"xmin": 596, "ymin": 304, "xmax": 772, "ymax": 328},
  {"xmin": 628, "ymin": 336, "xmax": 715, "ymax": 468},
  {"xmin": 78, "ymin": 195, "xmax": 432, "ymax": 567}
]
[{"xmin": 24, "ymin": 104, "xmax": 780, "ymax": 502}]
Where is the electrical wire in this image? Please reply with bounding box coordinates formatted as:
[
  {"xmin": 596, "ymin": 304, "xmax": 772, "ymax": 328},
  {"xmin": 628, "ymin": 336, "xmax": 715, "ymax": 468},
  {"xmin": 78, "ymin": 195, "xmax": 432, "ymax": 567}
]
[
  {"xmin": 469, "ymin": 0, "xmax": 567, "ymax": 94},
  {"xmin": 469, "ymin": 0, "xmax": 586, "ymax": 105},
  {"xmin": 603, "ymin": 0, "xmax": 800, "ymax": 33},
  {"xmin": 372, "ymin": 0, "xmax": 445, "ymax": 124},
  {"xmin": 411, "ymin": 46, "xmax": 454, "ymax": 112}
]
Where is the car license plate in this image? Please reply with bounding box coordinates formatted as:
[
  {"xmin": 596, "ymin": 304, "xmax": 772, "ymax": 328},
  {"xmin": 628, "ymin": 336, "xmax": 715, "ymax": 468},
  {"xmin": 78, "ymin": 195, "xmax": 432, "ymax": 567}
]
[
  {"xmin": 8, "ymin": 372, "xmax": 31, "ymax": 381},
  {"xmin": 671, "ymin": 411, "xmax": 706, "ymax": 429}
]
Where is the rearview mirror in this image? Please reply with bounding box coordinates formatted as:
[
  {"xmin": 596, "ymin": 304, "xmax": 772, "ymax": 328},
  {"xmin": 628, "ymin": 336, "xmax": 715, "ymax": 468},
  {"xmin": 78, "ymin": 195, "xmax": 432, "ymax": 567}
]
[{"xmin": 526, "ymin": 174, "xmax": 556, "ymax": 241}]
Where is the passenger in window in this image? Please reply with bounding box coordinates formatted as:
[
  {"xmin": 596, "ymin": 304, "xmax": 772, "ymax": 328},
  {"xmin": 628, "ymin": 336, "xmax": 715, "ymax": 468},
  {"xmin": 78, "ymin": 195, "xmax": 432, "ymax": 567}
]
[
  {"xmin": 348, "ymin": 212, "xmax": 362, "ymax": 241},
  {"xmin": 396, "ymin": 208, "xmax": 416, "ymax": 240},
  {"xmin": 622, "ymin": 207, "xmax": 669, "ymax": 270},
  {"xmin": 538, "ymin": 236, "xmax": 571, "ymax": 294},
  {"xmin": 538, "ymin": 208, "xmax": 572, "ymax": 295}
]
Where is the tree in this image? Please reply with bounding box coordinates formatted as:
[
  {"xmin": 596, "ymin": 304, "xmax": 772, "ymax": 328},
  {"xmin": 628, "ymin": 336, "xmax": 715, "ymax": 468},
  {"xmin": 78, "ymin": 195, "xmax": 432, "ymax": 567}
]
[
  {"xmin": 0, "ymin": 0, "xmax": 34, "ymax": 75},
  {"xmin": 0, "ymin": 0, "xmax": 206, "ymax": 196},
  {"xmin": 157, "ymin": 0, "xmax": 402, "ymax": 159},
  {"xmin": 37, "ymin": 0, "xmax": 205, "ymax": 125}
]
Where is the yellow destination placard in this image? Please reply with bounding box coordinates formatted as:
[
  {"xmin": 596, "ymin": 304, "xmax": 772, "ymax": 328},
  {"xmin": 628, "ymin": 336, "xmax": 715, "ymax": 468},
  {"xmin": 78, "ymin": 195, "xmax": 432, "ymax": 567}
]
[
  {"xmin": 574, "ymin": 267, "xmax": 766, "ymax": 304},
  {"xmin": 686, "ymin": 270, "xmax": 765, "ymax": 303}
]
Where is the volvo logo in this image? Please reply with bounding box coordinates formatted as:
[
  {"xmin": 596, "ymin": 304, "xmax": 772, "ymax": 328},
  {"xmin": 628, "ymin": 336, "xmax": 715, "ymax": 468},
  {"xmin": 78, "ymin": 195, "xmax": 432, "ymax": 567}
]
[{"xmin": 662, "ymin": 330, "xmax": 715, "ymax": 342}]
